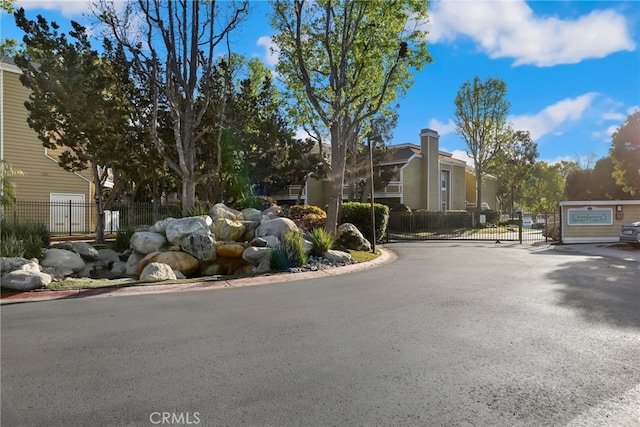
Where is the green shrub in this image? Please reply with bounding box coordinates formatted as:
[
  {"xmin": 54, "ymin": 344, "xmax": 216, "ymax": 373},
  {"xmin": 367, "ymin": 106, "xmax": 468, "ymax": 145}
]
[
  {"xmin": 233, "ymin": 195, "xmax": 277, "ymax": 211},
  {"xmin": 310, "ymin": 227, "xmax": 334, "ymax": 257},
  {"xmin": 340, "ymin": 202, "xmax": 389, "ymax": 242},
  {"xmin": 269, "ymin": 231, "xmax": 307, "ymax": 271},
  {"xmin": 187, "ymin": 202, "xmax": 209, "ymax": 217},
  {"xmin": 286, "ymin": 205, "xmax": 327, "ymax": 231},
  {"xmin": 114, "ymin": 228, "xmax": 134, "ymax": 252},
  {"xmin": 0, "ymin": 219, "xmax": 49, "ymax": 259}
]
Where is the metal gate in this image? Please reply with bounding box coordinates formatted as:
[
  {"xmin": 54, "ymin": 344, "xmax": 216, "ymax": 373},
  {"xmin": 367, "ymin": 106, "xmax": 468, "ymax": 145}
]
[{"xmin": 386, "ymin": 210, "xmax": 555, "ymax": 243}]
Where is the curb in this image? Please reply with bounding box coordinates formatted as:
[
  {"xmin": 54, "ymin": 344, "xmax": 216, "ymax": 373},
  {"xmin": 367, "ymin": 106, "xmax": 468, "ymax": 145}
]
[{"xmin": 0, "ymin": 248, "xmax": 397, "ymax": 304}]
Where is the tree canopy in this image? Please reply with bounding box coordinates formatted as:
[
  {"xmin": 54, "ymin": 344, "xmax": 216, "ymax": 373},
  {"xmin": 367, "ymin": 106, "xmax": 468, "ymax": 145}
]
[
  {"xmin": 610, "ymin": 112, "xmax": 640, "ymax": 196},
  {"xmin": 454, "ymin": 75, "xmax": 510, "ymax": 220},
  {"xmin": 95, "ymin": 0, "xmax": 250, "ymax": 215},
  {"xmin": 271, "ymin": 0, "xmax": 432, "ymax": 234}
]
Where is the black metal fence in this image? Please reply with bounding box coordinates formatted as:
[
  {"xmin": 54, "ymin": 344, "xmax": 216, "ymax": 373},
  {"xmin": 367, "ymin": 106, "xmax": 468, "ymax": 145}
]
[
  {"xmin": 2, "ymin": 200, "xmax": 182, "ymax": 236},
  {"xmin": 386, "ymin": 210, "xmax": 558, "ymax": 243}
]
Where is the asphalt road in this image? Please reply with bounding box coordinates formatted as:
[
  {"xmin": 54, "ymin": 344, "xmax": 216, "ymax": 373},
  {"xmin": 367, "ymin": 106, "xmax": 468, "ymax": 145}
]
[{"xmin": 2, "ymin": 242, "xmax": 639, "ymax": 426}]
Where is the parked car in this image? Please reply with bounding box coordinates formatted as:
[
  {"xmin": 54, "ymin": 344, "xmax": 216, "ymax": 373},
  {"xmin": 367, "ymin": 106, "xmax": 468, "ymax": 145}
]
[{"xmin": 619, "ymin": 220, "xmax": 640, "ymax": 248}]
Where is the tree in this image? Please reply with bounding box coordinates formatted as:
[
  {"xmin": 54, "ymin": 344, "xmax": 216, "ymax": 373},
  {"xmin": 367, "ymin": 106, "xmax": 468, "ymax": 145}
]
[
  {"xmin": 610, "ymin": 112, "xmax": 640, "ymax": 196},
  {"xmin": 13, "ymin": 10, "xmax": 134, "ymax": 242},
  {"xmin": 271, "ymin": 0, "xmax": 432, "ymax": 234},
  {"xmin": 491, "ymin": 129, "xmax": 537, "ymax": 212},
  {"xmin": 565, "ymin": 156, "xmax": 633, "ymax": 200},
  {"xmin": 520, "ymin": 162, "xmax": 565, "ymax": 213},
  {"xmin": 454, "ymin": 76, "xmax": 510, "ymax": 222},
  {"xmin": 95, "ymin": 0, "xmax": 249, "ymax": 215},
  {"xmin": 0, "ymin": 161, "xmax": 24, "ymax": 211}
]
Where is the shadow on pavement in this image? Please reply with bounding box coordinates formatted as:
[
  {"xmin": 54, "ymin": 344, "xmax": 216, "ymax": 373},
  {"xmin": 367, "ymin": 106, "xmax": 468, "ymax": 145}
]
[{"xmin": 541, "ymin": 253, "xmax": 640, "ymax": 329}]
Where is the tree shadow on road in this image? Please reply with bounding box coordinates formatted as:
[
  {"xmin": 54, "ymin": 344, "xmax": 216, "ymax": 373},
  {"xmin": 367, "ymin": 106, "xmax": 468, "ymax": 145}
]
[{"xmin": 535, "ymin": 248, "xmax": 640, "ymax": 329}]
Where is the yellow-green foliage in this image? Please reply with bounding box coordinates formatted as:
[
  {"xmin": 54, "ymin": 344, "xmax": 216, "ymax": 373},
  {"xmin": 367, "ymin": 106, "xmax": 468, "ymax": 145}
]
[
  {"xmin": 310, "ymin": 227, "xmax": 334, "ymax": 257},
  {"xmin": 287, "ymin": 204, "xmax": 327, "ymax": 230}
]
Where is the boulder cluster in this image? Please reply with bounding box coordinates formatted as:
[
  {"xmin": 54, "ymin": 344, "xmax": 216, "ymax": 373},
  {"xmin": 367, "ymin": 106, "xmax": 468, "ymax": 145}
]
[{"xmin": 1, "ymin": 203, "xmax": 372, "ymax": 292}]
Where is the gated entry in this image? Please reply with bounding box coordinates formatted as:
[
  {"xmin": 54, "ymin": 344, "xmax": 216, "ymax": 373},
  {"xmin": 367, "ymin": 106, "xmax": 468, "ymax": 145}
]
[{"xmin": 386, "ymin": 210, "xmax": 550, "ymax": 243}]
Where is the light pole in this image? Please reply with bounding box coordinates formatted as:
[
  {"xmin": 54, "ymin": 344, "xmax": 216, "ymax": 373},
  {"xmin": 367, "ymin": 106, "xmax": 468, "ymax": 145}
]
[{"xmin": 368, "ymin": 134, "xmax": 378, "ymax": 253}]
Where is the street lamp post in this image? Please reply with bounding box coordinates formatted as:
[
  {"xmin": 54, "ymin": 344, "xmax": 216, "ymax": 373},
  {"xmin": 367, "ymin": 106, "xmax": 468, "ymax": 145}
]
[{"xmin": 368, "ymin": 134, "xmax": 376, "ymax": 253}]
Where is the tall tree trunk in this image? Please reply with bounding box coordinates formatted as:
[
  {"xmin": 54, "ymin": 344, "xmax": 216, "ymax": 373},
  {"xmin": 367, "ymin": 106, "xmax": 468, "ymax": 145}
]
[
  {"xmin": 181, "ymin": 175, "xmax": 197, "ymax": 216},
  {"xmin": 326, "ymin": 126, "xmax": 346, "ymax": 236},
  {"xmin": 92, "ymin": 163, "xmax": 105, "ymax": 243}
]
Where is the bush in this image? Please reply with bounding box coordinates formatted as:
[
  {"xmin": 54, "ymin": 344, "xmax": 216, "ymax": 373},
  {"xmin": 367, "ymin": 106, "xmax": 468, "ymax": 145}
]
[
  {"xmin": 310, "ymin": 227, "xmax": 334, "ymax": 257},
  {"xmin": 187, "ymin": 202, "xmax": 209, "ymax": 217},
  {"xmin": 340, "ymin": 202, "xmax": 389, "ymax": 242},
  {"xmin": 0, "ymin": 219, "xmax": 49, "ymax": 259},
  {"xmin": 286, "ymin": 205, "xmax": 327, "ymax": 231},
  {"xmin": 233, "ymin": 195, "xmax": 277, "ymax": 211},
  {"xmin": 114, "ymin": 228, "xmax": 134, "ymax": 252},
  {"xmin": 269, "ymin": 231, "xmax": 307, "ymax": 271}
]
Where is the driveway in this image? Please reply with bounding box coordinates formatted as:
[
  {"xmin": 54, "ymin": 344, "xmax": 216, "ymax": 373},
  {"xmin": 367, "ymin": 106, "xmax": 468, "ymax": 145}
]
[{"xmin": 2, "ymin": 242, "xmax": 639, "ymax": 426}]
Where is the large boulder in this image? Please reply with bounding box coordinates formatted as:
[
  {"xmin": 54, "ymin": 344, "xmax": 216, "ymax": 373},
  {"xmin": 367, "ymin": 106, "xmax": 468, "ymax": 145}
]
[
  {"xmin": 140, "ymin": 262, "xmax": 177, "ymax": 281},
  {"xmin": 97, "ymin": 248, "xmax": 122, "ymax": 263},
  {"xmin": 125, "ymin": 251, "xmax": 146, "ymax": 276},
  {"xmin": 165, "ymin": 216, "xmax": 213, "ymax": 246},
  {"xmin": 209, "ymin": 203, "xmax": 241, "ymax": 222},
  {"xmin": 68, "ymin": 242, "xmax": 100, "ymax": 261},
  {"xmin": 256, "ymin": 217, "xmax": 299, "ymax": 240},
  {"xmin": 130, "ymin": 231, "xmax": 168, "ymax": 255},
  {"xmin": 0, "ymin": 257, "xmax": 40, "ymax": 274},
  {"xmin": 149, "ymin": 217, "xmax": 177, "ymax": 234},
  {"xmin": 242, "ymin": 246, "xmax": 272, "ymax": 266},
  {"xmin": 40, "ymin": 248, "xmax": 85, "ymax": 273},
  {"xmin": 1, "ymin": 270, "xmax": 52, "ymax": 291},
  {"xmin": 262, "ymin": 205, "xmax": 283, "ymax": 219},
  {"xmin": 336, "ymin": 223, "xmax": 372, "ymax": 252},
  {"xmin": 216, "ymin": 242, "xmax": 248, "ymax": 259},
  {"xmin": 241, "ymin": 221, "xmax": 260, "ymax": 242},
  {"xmin": 324, "ymin": 249, "xmax": 353, "ymax": 263},
  {"xmin": 213, "ymin": 218, "xmax": 246, "ymax": 242},
  {"xmin": 200, "ymin": 257, "xmax": 248, "ymax": 276},
  {"xmin": 241, "ymin": 208, "xmax": 262, "ymax": 222},
  {"xmin": 137, "ymin": 251, "xmax": 199, "ymax": 277},
  {"xmin": 181, "ymin": 233, "xmax": 216, "ymax": 262}
]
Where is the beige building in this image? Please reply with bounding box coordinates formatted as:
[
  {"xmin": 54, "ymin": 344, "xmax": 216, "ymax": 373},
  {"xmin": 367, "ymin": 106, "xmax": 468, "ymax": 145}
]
[
  {"xmin": 559, "ymin": 200, "xmax": 640, "ymax": 244},
  {"xmin": 1, "ymin": 57, "xmax": 95, "ymax": 232},
  {"xmin": 273, "ymin": 128, "xmax": 498, "ymax": 212}
]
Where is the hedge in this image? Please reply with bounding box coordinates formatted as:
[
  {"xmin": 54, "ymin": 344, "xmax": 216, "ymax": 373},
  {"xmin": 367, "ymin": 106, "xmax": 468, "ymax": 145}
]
[{"xmin": 340, "ymin": 202, "xmax": 389, "ymax": 242}]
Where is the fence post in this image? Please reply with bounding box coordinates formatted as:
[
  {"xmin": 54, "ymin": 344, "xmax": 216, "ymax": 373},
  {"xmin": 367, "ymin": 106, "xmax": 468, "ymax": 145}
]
[
  {"xmin": 68, "ymin": 200, "xmax": 72, "ymax": 236},
  {"xmin": 518, "ymin": 211, "xmax": 523, "ymax": 244}
]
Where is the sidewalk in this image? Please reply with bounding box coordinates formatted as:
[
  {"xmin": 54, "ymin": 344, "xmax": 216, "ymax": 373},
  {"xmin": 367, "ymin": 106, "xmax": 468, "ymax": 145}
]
[{"xmin": 545, "ymin": 242, "xmax": 640, "ymax": 263}]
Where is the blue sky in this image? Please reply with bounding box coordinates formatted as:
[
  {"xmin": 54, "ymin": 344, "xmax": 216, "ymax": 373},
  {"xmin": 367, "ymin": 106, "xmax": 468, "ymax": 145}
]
[{"xmin": 2, "ymin": 0, "xmax": 639, "ymax": 166}]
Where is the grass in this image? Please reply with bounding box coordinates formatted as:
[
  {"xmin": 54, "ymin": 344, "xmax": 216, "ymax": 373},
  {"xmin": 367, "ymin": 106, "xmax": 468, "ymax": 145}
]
[{"xmin": 349, "ymin": 249, "xmax": 381, "ymax": 263}]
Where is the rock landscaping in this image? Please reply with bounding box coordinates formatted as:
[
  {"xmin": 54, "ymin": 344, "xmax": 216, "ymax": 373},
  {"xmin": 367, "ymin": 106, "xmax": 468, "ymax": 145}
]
[{"xmin": 0, "ymin": 203, "xmax": 373, "ymax": 292}]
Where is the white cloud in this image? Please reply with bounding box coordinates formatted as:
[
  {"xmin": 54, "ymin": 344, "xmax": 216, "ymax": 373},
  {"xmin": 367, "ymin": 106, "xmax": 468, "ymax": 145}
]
[
  {"xmin": 602, "ymin": 112, "xmax": 626, "ymax": 122},
  {"xmin": 426, "ymin": 0, "xmax": 636, "ymax": 66},
  {"xmin": 427, "ymin": 118, "xmax": 456, "ymax": 136},
  {"xmin": 449, "ymin": 149, "xmax": 474, "ymax": 167},
  {"xmin": 543, "ymin": 155, "xmax": 575, "ymax": 165},
  {"xmin": 257, "ymin": 36, "xmax": 279, "ymax": 67},
  {"xmin": 17, "ymin": 0, "xmax": 91, "ymax": 17},
  {"xmin": 628, "ymin": 105, "xmax": 640, "ymax": 115},
  {"xmin": 509, "ymin": 93, "xmax": 597, "ymax": 140}
]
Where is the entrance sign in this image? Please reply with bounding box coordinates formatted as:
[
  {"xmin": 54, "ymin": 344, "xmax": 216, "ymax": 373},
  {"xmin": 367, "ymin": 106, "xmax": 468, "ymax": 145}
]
[{"xmin": 567, "ymin": 208, "xmax": 613, "ymax": 226}]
